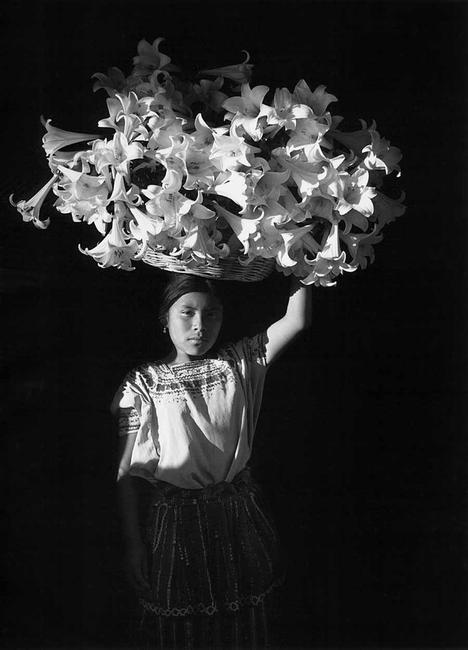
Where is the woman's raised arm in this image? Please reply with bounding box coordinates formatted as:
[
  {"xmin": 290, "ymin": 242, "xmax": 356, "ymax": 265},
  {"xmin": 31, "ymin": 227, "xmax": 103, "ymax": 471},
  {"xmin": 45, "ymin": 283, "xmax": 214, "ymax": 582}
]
[{"xmin": 265, "ymin": 276, "xmax": 313, "ymax": 365}]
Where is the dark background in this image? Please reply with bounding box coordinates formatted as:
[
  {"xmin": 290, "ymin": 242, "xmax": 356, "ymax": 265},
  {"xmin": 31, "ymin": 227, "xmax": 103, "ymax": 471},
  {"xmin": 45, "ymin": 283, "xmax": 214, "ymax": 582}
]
[{"xmin": 2, "ymin": 0, "xmax": 468, "ymax": 648}]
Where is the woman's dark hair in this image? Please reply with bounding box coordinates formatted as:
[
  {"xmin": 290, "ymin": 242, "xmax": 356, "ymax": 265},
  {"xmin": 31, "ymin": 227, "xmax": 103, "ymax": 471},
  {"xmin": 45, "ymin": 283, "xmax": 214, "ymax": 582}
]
[{"xmin": 158, "ymin": 273, "xmax": 223, "ymax": 328}]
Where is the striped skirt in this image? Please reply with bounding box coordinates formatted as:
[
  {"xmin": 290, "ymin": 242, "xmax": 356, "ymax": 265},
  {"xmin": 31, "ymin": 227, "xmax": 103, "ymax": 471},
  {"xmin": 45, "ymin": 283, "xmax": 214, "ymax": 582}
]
[{"xmin": 138, "ymin": 468, "xmax": 283, "ymax": 649}]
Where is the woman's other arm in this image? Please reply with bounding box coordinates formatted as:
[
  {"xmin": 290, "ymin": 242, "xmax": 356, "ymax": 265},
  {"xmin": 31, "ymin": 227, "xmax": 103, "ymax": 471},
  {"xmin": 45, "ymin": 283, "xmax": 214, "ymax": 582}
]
[
  {"xmin": 117, "ymin": 433, "xmax": 150, "ymax": 592},
  {"xmin": 265, "ymin": 276, "xmax": 313, "ymax": 365}
]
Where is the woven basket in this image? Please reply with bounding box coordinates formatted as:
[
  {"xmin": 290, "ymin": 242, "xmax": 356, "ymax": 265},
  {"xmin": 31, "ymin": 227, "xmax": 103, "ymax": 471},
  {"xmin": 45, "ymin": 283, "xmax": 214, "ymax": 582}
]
[{"xmin": 142, "ymin": 249, "xmax": 275, "ymax": 282}]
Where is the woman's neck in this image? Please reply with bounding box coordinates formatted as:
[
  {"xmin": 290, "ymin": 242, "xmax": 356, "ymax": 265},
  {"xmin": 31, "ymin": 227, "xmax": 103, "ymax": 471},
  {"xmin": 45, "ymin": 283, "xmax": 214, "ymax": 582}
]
[{"xmin": 162, "ymin": 350, "xmax": 206, "ymax": 366}]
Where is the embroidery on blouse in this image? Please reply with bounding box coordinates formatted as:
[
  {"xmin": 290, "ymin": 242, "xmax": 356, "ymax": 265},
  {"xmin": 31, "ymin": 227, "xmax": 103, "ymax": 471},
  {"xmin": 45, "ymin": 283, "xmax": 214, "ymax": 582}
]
[
  {"xmin": 155, "ymin": 359, "xmax": 235, "ymax": 402},
  {"xmin": 125, "ymin": 358, "xmax": 236, "ymax": 404},
  {"xmin": 118, "ymin": 408, "xmax": 140, "ymax": 436}
]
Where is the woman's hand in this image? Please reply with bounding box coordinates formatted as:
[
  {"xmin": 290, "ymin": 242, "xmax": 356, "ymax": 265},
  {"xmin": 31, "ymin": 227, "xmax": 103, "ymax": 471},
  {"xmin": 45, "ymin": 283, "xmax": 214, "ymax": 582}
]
[{"xmin": 125, "ymin": 540, "xmax": 150, "ymax": 593}]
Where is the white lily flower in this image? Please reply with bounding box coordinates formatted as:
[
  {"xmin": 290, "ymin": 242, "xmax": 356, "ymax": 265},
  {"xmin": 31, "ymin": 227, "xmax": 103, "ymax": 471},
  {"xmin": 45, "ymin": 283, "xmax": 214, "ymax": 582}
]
[
  {"xmin": 212, "ymin": 170, "xmax": 250, "ymax": 211},
  {"xmin": 274, "ymin": 145, "xmax": 328, "ymax": 198},
  {"xmin": 245, "ymin": 220, "xmax": 284, "ymax": 259},
  {"xmin": 97, "ymin": 94, "xmax": 148, "ymax": 139},
  {"xmin": 191, "ymin": 113, "xmax": 227, "ymax": 149},
  {"xmin": 251, "ymin": 169, "xmax": 290, "ymax": 206},
  {"xmin": 223, "ymin": 83, "xmax": 271, "ymax": 141},
  {"xmin": 292, "ymin": 80, "xmax": 338, "ymax": 117},
  {"xmin": 198, "ymin": 50, "xmax": 253, "ymax": 85},
  {"xmin": 362, "ymin": 127, "xmax": 402, "ymax": 176},
  {"xmin": 52, "ymin": 166, "xmax": 110, "ymax": 223},
  {"xmin": 266, "ymin": 87, "xmax": 312, "ymax": 131},
  {"xmin": 276, "ymin": 224, "xmax": 314, "ymax": 267},
  {"xmin": 57, "ymin": 166, "xmax": 109, "ymax": 199},
  {"xmin": 86, "ymin": 205, "xmax": 114, "ymax": 235},
  {"xmin": 333, "ymin": 168, "xmax": 377, "ymax": 218},
  {"xmin": 302, "ymin": 157, "xmax": 343, "ymax": 210},
  {"xmin": 128, "ymin": 204, "xmax": 165, "ymax": 258},
  {"xmin": 92, "ymin": 132, "xmax": 144, "ymax": 175},
  {"xmin": 131, "ymin": 37, "xmax": 173, "ymax": 78},
  {"xmin": 209, "ymin": 130, "xmax": 258, "ymax": 172},
  {"xmin": 132, "ymin": 73, "xmax": 179, "ymax": 105},
  {"xmin": 236, "ymin": 200, "xmax": 291, "ymax": 261},
  {"xmin": 41, "ymin": 118, "xmax": 100, "ymax": 156},
  {"xmin": 214, "ymin": 203, "xmax": 261, "ymax": 253},
  {"xmin": 92, "ymin": 66, "xmax": 130, "ymax": 96},
  {"xmin": 98, "ymin": 96, "xmax": 127, "ymax": 131},
  {"xmin": 78, "ymin": 215, "xmax": 139, "ymax": 270},
  {"xmin": 9, "ymin": 175, "xmax": 57, "ymax": 229},
  {"xmin": 154, "ymin": 135, "xmax": 189, "ymax": 187},
  {"xmin": 147, "ymin": 113, "xmax": 187, "ymax": 150},
  {"xmin": 286, "ymin": 115, "xmax": 332, "ymax": 153},
  {"xmin": 183, "ymin": 147, "xmax": 215, "ymax": 190},
  {"xmin": 302, "ymin": 222, "xmax": 357, "ymax": 286},
  {"xmin": 143, "ymin": 185, "xmax": 193, "ymax": 235},
  {"xmin": 340, "ymin": 225, "xmax": 383, "ymax": 270},
  {"xmin": 277, "ymin": 186, "xmax": 309, "ymax": 223},
  {"xmin": 180, "ymin": 220, "xmax": 230, "ymax": 262},
  {"xmin": 108, "ymin": 173, "xmax": 142, "ymax": 205}
]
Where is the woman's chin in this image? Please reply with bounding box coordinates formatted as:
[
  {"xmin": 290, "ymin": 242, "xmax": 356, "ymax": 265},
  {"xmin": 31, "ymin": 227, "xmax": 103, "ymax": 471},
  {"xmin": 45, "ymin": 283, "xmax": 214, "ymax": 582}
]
[
  {"xmin": 188, "ymin": 346, "xmax": 210, "ymax": 358},
  {"xmin": 187, "ymin": 339, "xmax": 211, "ymax": 354}
]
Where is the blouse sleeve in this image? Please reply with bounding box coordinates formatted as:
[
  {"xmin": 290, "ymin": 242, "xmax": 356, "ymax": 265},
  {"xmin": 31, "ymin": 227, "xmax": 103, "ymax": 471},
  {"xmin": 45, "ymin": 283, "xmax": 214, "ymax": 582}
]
[
  {"xmin": 239, "ymin": 331, "xmax": 268, "ymax": 368},
  {"xmin": 110, "ymin": 368, "xmax": 149, "ymax": 437},
  {"xmin": 110, "ymin": 366, "xmax": 160, "ymax": 481}
]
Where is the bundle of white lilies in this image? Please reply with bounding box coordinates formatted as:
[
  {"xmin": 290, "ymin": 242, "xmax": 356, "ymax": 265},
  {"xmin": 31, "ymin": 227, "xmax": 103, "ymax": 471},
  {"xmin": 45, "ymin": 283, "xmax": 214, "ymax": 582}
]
[{"xmin": 10, "ymin": 38, "xmax": 405, "ymax": 285}]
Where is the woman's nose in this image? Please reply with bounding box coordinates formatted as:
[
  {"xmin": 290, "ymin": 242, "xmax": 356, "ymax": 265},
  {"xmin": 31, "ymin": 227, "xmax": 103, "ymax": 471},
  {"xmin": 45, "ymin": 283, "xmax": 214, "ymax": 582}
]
[{"xmin": 192, "ymin": 313, "xmax": 205, "ymax": 331}]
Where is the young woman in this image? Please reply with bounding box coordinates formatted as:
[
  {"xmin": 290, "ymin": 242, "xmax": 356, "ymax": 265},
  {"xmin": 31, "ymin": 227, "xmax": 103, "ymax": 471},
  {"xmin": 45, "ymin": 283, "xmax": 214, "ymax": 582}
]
[{"xmin": 112, "ymin": 272, "xmax": 312, "ymax": 649}]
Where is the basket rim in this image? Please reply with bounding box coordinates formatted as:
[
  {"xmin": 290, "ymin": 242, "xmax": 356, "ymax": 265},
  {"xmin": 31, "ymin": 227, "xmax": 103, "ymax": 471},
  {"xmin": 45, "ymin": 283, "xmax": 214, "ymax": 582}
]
[{"xmin": 142, "ymin": 248, "xmax": 275, "ymax": 281}]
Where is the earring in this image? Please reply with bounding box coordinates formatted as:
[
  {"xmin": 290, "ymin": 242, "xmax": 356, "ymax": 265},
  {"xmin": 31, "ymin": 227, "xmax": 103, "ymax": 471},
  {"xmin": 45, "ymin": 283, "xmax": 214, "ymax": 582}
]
[{"xmin": 163, "ymin": 326, "xmax": 167, "ymax": 334}]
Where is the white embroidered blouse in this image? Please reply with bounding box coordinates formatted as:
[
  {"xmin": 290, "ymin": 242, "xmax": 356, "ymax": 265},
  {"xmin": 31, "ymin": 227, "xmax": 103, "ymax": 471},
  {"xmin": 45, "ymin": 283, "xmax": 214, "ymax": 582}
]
[{"xmin": 111, "ymin": 333, "xmax": 268, "ymax": 489}]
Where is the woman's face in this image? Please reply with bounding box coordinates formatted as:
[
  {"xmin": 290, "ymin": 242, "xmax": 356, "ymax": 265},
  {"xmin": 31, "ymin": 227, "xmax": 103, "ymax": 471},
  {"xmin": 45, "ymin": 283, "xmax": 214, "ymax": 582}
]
[{"xmin": 165, "ymin": 291, "xmax": 223, "ymax": 363}]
